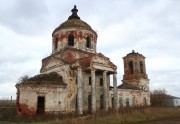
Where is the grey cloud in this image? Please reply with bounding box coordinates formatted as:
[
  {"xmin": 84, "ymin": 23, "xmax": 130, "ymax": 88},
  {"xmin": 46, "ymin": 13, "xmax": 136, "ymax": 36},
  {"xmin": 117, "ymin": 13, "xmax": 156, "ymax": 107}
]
[{"xmin": 0, "ymin": 0, "xmax": 50, "ymax": 36}]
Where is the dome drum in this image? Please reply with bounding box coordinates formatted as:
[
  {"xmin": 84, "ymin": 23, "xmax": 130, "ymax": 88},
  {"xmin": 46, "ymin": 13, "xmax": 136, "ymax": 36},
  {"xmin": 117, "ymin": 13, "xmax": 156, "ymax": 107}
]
[{"xmin": 52, "ymin": 29, "xmax": 97, "ymax": 53}]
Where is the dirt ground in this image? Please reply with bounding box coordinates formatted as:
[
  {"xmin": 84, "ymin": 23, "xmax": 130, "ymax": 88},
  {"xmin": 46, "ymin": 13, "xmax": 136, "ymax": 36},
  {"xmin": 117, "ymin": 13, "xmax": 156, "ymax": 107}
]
[{"xmin": 129, "ymin": 115, "xmax": 180, "ymax": 124}]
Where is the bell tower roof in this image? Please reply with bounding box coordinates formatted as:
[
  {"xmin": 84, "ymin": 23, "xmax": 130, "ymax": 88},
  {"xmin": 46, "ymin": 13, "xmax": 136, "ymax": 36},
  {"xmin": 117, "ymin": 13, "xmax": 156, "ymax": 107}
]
[{"xmin": 124, "ymin": 50, "xmax": 145, "ymax": 59}]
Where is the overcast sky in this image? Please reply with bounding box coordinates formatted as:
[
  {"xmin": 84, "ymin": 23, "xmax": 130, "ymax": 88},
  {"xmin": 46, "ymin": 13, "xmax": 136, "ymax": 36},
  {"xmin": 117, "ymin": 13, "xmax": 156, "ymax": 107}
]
[{"xmin": 0, "ymin": 0, "xmax": 180, "ymax": 99}]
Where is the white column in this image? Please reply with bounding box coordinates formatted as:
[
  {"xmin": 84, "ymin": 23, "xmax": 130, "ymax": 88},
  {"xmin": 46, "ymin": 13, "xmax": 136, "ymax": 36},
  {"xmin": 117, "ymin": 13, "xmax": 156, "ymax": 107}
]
[
  {"xmin": 103, "ymin": 71, "xmax": 108, "ymax": 111},
  {"xmin": 113, "ymin": 73, "xmax": 119, "ymax": 110},
  {"xmin": 91, "ymin": 69, "xmax": 96, "ymax": 113},
  {"xmin": 77, "ymin": 67, "xmax": 83, "ymax": 114}
]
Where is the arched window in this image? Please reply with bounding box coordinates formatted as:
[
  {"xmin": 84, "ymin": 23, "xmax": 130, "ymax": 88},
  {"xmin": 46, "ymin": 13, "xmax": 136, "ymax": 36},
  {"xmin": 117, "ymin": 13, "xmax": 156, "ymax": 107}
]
[
  {"xmin": 68, "ymin": 34, "xmax": 74, "ymax": 46},
  {"xmin": 126, "ymin": 98, "xmax": 129, "ymax": 107},
  {"xmin": 129, "ymin": 61, "xmax": 134, "ymax": 74},
  {"xmin": 140, "ymin": 61, "xmax": 144, "ymax": 73},
  {"xmin": 86, "ymin": 36, "xmax": 91, "ymax": 48},
  {"xmin": 54, "ymin": 38, "xmax": 58, "ymax": 50}
]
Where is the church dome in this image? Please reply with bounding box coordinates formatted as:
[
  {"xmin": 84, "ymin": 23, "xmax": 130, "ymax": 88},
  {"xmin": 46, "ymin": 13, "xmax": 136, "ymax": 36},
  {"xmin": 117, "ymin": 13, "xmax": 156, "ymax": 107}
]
[
  {"xmin": 52, "ymin": 5, "xmax": 97, "ymax": 36},
  {"xmin": 51, "ymin": 5, "xmax": 97, "ymax": 54}
]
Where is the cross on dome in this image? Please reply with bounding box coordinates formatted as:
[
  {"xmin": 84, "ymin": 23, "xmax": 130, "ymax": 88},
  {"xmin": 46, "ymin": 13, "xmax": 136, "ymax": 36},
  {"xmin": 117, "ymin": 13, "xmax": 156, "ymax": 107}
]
[{"xmin": 68, "ymin": 5, "xmax": 80, "ymax": 20}]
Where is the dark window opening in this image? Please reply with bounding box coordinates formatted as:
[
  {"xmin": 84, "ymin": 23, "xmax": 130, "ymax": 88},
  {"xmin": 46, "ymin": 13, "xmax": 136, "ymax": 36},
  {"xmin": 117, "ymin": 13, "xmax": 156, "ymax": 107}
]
[
  {"xmin": 100, "ymin": 78, "xmax": 103, "ymax": 86},
  {"xmin": 100, "ymin": 95, "xmax": 103, "ymax": 109},
  {"xmin": 89, "ymin": 76, "xmax": 91, "ymax": 85},
  {"xmin": 129, "ymin": 61, "xmax": 134, "ymax": 74},
  {"xmin": 86, "ymin": 36, "xmax": 91, "ymax": 48},
  {"xmin": 88, "ymin": 95, "xmax": 91, "ymax": 112},
  {"xmin": 54, "ymin": 38, "xmax": 58, "ymax": 50},
  {"xmin": 140, "ymin": 61, "xmax": 144, "ymax": 73},
  {"xmin": 37, "ymin": 96, "xmax": 45, "ymax": 114},
  {"xmin": 143, "ymin": 98, "xmax": 147, "ymax": 106},
  {"xmin": 126, "ymin": 100, "xmax": 129, "ymax": 107},
  {"xmin": 68, "ymin": 34, "xmax": 74, "ymax": 46}
]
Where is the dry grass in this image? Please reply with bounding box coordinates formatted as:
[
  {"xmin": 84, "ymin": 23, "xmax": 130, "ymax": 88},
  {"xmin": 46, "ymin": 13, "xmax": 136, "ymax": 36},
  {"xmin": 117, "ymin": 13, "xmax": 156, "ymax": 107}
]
[{"xmin": 1, "ymin": 107, "xmax": 180, "ymax": 124}]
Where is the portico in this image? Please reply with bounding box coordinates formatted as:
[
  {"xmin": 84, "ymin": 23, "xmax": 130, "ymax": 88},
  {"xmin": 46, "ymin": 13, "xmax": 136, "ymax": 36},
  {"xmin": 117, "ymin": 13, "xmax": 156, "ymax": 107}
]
[{"xmin": 76, "ymin": 59, "xmax": 118, "ymax": 114}]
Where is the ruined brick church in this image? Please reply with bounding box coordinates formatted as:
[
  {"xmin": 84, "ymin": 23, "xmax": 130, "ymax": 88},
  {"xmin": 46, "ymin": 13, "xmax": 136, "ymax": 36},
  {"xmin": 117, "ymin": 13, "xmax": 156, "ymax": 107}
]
[{"xmin": 16, "ymin": 6, "xmax": 150, "ymax": 116}]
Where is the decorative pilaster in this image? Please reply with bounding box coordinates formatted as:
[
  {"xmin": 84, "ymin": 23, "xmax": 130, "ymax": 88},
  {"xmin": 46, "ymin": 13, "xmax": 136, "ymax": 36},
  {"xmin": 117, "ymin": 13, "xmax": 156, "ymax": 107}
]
[
  {"xmin": 91, "ymin": 69, "xmax": 96, "ymax": 113},
  {"xmin": 77, "ymin": 67, "xmax": 83, "ymax": 114},
  {"xmin": 103, "ymin": 71, "xmax": 108, "ymax": 111},
  {"xmin": 113, "ymin": 73, "xmax": 119, "ymax": 109}
]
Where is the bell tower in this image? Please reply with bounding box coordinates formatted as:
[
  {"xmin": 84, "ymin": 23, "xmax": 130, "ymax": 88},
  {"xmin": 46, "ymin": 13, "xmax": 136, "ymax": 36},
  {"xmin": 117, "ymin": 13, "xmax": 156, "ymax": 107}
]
[{"xmin": 122, "ymin": 50, "xmax": 149, "ymax": 91}]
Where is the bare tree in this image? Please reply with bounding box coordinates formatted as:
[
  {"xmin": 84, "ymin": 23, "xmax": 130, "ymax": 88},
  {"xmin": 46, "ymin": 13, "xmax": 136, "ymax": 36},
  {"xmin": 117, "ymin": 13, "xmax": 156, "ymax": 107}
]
[
  {"xmin": 17, "ymin": 75, "xmax": 29, "ymax": 84},
  {"xmin": 150, "ymin": 88, "xmax": 167, "ymax": 106}
]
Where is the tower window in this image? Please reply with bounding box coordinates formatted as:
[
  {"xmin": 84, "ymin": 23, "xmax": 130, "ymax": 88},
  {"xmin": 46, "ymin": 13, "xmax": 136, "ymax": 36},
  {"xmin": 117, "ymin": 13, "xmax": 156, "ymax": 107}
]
[
  {"xmin": 86, "ymin": 36, "xmax": 91, "ymax": 48},
  {"xmin": 140, "ymin": 61, "xmax": 144, "ymax": 73},
  {"xmin": 68, "ymin": 34, "xmax": 74, "ymax": 46},
  {"xmin": 129, "ymin": 61, "xmax": 133, "ymax": 74},
  {"xmin": 54, "ymin": 38, "xmax": 58, "ymax": 50}
]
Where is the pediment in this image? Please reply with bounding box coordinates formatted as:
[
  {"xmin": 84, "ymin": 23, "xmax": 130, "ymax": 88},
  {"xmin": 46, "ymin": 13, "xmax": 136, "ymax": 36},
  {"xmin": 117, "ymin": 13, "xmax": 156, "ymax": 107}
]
[
  {"xmin": 93, "ymin": 53, "xmax": 111, "ymax": 64},
  {"xmin": 92, "ymin": 53, "xmax": 117, "ymax": 71},
  {"xmin": 42, "ymin": 56, "xmax": 64, "ymax": 70}
]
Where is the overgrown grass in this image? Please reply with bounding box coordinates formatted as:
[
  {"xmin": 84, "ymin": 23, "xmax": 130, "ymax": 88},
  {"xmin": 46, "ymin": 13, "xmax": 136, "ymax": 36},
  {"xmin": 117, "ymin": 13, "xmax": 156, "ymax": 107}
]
[{"xmin": 1, "ymin": 107, "xmax": 180, "ymax": 124}]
